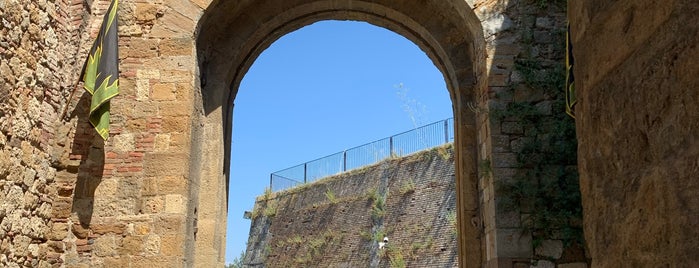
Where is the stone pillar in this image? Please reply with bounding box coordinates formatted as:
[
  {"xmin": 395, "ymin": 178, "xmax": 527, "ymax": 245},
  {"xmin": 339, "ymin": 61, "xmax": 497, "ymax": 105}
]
[{"xmin": 570, "ymin": 0, "xmax": 699, "ymax": 266}]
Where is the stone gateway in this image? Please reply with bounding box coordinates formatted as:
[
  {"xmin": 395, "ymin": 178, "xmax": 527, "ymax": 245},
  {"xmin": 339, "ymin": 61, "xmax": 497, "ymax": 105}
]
[{"xmin": 0, "ymin": 0, "xmax": 696, "ymax": 267}]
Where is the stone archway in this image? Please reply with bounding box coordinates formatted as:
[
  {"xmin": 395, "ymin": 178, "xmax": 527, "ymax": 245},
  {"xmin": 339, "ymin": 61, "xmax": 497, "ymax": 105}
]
[{"xmin": 191, "ymin": 1, "xmax": 486, "ymax": 267}]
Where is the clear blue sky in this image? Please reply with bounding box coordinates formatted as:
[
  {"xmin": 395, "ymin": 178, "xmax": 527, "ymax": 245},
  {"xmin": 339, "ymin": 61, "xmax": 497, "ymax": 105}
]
[{"xmin": 226, "ymin": 20, "xmax": 452, "ymax": 263}]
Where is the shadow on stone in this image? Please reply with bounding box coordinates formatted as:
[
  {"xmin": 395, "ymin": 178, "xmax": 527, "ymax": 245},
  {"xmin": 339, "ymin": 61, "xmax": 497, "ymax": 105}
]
[{"xmin": 69, "ymin": 92, "xmax": 105, "ymax": 228}]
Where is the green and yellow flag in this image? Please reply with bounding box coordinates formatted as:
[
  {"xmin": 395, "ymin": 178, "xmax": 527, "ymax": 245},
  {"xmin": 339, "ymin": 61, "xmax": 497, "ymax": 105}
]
[
  {"xmin": 565, "ymin": 23, "xmax": 576, "ymax": 119},
  {"xmin": 82, "ymin": 0, "xmax": 119, "ymax": 140}
]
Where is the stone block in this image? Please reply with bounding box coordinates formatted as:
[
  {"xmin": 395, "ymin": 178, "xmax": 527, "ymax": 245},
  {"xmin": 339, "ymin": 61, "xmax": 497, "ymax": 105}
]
[
  {"xmin": 136, "ymin": 79, "xmax": 150, "ymax": 101},
  {"xmin": 496, "ymin": 228, "xmax": 532, "ymax": 258},
  {"xmin": 126, "ymin": 38, "xmax": 159, "ymax": 58},
  {"xmin": 119, "ymin": 235, "xmax": 145, "ymax": 255},
  {"xmin": 92, "ymin": 235, "xmax": 116, "ymax": 257},
  {"xmin": 142, "ymin": 196, "xmax": 164, "ymax": 214},
  {"xmin": 125, "ymin": 118, "xmax": 148, "ymax": 133},
  {"xmin": 501, "ymin": 121, "xmax": 524, "ymax": 135},
  {"xmin": 159, "ymin": 38, "xmax": 192, "ymax": 56},
  {"xmin": 159, "ymin": 70, "xmax": 190, "ymax": 83},
  {"xmin": 535, "ymin": 239, "xmax": 563, "ymax": 259},
  {"xmin": 535, "ymin": 17, "xmax": 554, "ymax": 29},
  {"xmin": 154, "ymin": 134, "xmax": 171, "ymax": 152},
  {"xmin": 135, "ymin": 3, "xmax": 160, "ymax": 22},
  {"xmin": 491, "ymin": 135, "xmax": 511, "ymax": 153},
  {"xmin": 530, "ymin": 260, "xmax": 554, "ymax": 268},
  {"xmin": 488, "ymin": 73, "xmax": 510, "ymax": 87},
  {"xmin": 535, "ymin": 101, "xmax": 552, "ymax": 115},
  {"xmin": 91, "ymin": 222, "xmax": 127, "ymax": 235},
  {"xmin": 144, "ymin": 235, "xmax": 161, "ymax": 255},
  {"xmin": 514, "ymin": 85, "xmax": 545, "ymax": 103},
  {"xmin": 144, "ymin": 153, "xmax": 188, "ymax": 176},
  {"xmin": 482, "ymin": 13, "xmax": 513, "ymax": 37},
  {"xmin": 510, "ymin": 137, "xmax": 534, "ymax": 153},
  {"xmin": 492, "ymin": 153, "xmax": 518, "ymax": 168},
  {"xmin": 137, "ymin": 69, "xmax": 160, "ymax": 80},
  {"xmin": 158, "ymin": 176, "xmax": 186, "ymax": 195},
  {"xmin": 141, "ymin": 177, "xmax": 159, "ymax": 196},
  {"xmin": 151, "ymin": 83, "xmax": 176, "ymax": 101},
  {"xmin": 533, "ymin": 31, "xmax": 553, "ymax": 44},
  {"xmin": 117, "ymin": 179, "xmax": 142, "ymax": 199},
  {"xmin": 489, "ymin": 86, "xmax": 514, "ymax": 101},
  {"xmin": 157, "ymin": 102, "xmax": 189, "ymax": 117},
  {"xmin": 129, "ymin": 256, "xmax": 178, "ymax": 268},
  {"xmin": 160, "ymin": 235, "xmax": 184, "ymax": 256},
  {"xmin": 134, "ymin": 222, "xmax": 152, "ymax": 236},
  {"xmin": 164, "ymin": 194, "xmax": 185, "ymax": 213},
  {"xmin": 155, "ymin": 215, "xmax": 184, "ymax": 235},
  {"xmin": 102, "ymin": 257, "xmax": 128, "ymax": 267},
  {"xmin": 558, "ymin": 263, "xmax": 588, "ymax": 268},
  {"xmin": 495, "ymin": 210, "xmax": 521, "ymax": 228},
  {"xmin": 48, "ymin": 222, "xmax": 68, "ymax": 240},
  {"xmin": 158, "ymin": 115, "xmax": 189, "ymax": 134},
  {"xmin": 95, "ymin": 179, "xmax": 119, "ymax": 197}
]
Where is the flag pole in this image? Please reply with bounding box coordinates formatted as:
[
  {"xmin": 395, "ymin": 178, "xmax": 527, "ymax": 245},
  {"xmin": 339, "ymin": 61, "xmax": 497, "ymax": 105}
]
[{"xmin": 60, "ymin": 81, "xmax": 82, "ymax": 121}]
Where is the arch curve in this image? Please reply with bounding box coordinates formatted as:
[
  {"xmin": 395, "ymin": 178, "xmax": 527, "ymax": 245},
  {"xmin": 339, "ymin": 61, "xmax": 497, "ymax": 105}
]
[{"xmin": 191, "ymin": 1, "xmax": 486, "ymax": 266}]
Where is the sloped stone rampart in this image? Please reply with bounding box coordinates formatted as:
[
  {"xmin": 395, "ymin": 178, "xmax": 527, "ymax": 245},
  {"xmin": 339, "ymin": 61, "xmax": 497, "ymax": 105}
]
[{"xmin": 245, "ymin": 145, "xmax": 459, "ymax": 267}]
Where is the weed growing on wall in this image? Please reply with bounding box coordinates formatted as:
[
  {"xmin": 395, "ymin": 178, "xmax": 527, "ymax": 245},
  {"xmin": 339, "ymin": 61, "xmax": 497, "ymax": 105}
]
[
  {"xmin": 399, "ymin": 179, "xmax": 416, "ymax": 195},
  {"xmin": 446, "ymin": 210, "xmax": 458, "ymax": 237},
  {"xmin": 291, "ymin": 230, "xmax": 344, "ymax": 265},
  {"xmin": 325, "ymin": 189, "xmax": 338, "ymax": 204},
  {"xmin": 409, "ymin": 238, "xmax": 434, "ymax": 259},
  {"xmin": 251, "ymin": 187, "xmax": 279, "ymax": 219},
  {"xmin": 371, "ymin": 192, "xmax": 386, "ymax": 222},
  {"xmin": 263, "ymin": 200, "xmax": 278, "ymax": 217},
  {"xmin": 384, "ymin": 245, "xmax": 407, "ymax": 268}
]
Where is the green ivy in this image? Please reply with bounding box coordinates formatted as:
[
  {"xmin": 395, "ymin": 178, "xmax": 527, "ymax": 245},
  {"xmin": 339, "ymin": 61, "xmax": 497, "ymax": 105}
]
[{"xmin": 493, "ymin": 48, "xmax": 584, "ymax": 249}]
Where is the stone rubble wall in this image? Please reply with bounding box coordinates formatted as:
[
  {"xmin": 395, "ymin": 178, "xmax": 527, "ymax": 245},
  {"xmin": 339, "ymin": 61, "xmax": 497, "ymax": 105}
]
[
  {"xmin": 0, "ymin": 0, "xmax": 91, "ymax": 266},
  {"xmin": 1, "ymin": 0, "xmax": 201, "ymax": 267}
]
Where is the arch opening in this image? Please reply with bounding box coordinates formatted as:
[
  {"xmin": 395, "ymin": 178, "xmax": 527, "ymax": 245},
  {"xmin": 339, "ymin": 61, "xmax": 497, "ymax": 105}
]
[
  {"xmin": 192, "ymin": 1, "xmax": 486, "ymax": 266},
  {"xmin": 228, "ymin": 19, "xmax": 455, "ymax": 262}
]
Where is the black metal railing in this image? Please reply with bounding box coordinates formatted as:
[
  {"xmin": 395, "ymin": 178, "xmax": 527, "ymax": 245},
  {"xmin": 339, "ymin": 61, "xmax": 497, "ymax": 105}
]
[{"xmin": 270, "ymin": 117, "xmax": 454, "ymax": 192}]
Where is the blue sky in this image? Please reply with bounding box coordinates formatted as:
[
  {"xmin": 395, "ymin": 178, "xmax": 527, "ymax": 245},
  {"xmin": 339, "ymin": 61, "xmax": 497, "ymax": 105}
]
[{"xmin": 226, "ymin": 20, "xmax": 452, "ymax": 263}]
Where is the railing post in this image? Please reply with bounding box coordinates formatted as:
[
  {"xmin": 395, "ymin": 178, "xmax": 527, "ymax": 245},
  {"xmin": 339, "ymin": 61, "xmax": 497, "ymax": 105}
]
[
  {"xmin": 343, "ymin": 150, "xmax": 347, "ymax": 172},
  {"xmin": 444, "ymin": 119, "xmax": 449, "ymax": 143},
  {"xmin": 389, "ymin": 136, "xmax": 394, "ymax": 157},
  {"xmin": 304, "ymin": 163, "xmax": 307, "ymax": 184}
]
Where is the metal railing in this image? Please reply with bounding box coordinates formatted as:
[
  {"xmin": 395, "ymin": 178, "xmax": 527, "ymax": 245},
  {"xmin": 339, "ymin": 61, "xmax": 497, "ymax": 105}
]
[{"xmin": 270, "ymin": 118, "xmax": 455, "ymax": 192}]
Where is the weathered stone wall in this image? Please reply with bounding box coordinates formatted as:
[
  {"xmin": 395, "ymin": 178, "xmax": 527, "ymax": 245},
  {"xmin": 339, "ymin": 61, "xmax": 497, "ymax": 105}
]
[
  {"xmin": 2, "ymin": 0, "xmax": 203, "ymax": 267},
  {"xmin": 471, "ymin": 1, "xmax": 587, "ymax": 267},
  {"xmin": 0, "ymin": 0, "xmax": 90, "ymax": 266},
  {"xmin": 570, "ymin": 0, "xmax": 699, "ymax": 266},
  {"xmin": 245, "ymin": 145, "xmax": 458, "ymax": 267}
]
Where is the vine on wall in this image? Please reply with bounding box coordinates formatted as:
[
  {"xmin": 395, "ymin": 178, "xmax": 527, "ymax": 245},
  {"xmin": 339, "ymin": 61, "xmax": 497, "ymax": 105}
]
[{"xmin": 491, "ymin": 19, "xmax": 584, "ymax": 252}]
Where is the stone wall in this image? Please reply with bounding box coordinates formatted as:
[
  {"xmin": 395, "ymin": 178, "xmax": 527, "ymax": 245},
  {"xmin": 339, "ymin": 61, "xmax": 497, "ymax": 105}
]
[
  {"xmin": 570, "ymin": 0, "xmax": 699, "ymax": 266},
  {"xmin": 471, "ymin": 1, "xmax": 587, "ymax": 267},
  {"xmin": 245, "ymin": 145, "xmax": 458, "ymax": 267},
  {"xmin": 2, "ymin": 0, "xmax": 201, "ymax": 266}
]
